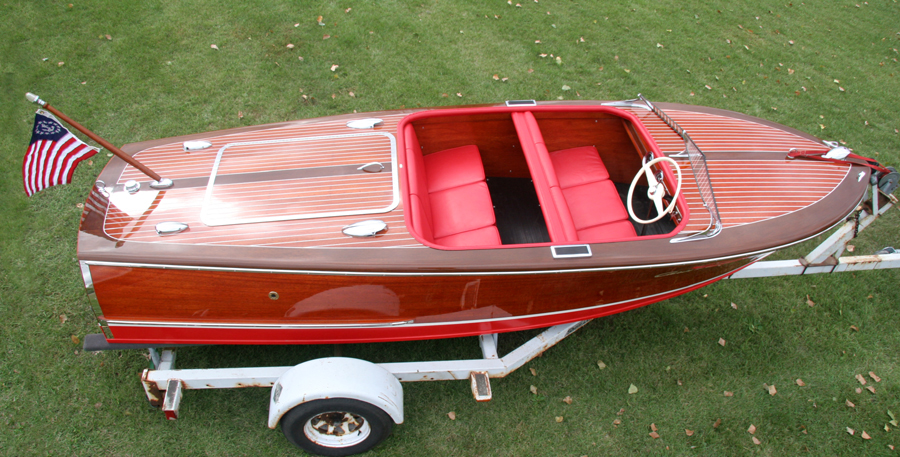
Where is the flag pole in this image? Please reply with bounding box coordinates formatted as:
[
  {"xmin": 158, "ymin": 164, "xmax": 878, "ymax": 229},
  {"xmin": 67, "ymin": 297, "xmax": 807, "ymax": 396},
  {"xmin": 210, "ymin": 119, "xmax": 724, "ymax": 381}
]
[{"xmin": 26, "ymin": 93, "xmax": 173, "ymax": 189}]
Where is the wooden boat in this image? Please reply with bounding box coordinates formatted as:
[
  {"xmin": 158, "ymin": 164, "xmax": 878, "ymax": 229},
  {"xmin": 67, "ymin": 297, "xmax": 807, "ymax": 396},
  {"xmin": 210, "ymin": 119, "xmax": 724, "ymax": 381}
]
[{"xmin": 76, "ymin": 97, "xmax": 874, "ymax": 346}]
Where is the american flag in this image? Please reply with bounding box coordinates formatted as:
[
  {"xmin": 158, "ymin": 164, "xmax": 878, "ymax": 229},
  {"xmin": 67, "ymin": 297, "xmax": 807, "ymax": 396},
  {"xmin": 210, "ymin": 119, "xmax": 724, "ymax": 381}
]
[{"xmin": 23, "ymin": 110, "xmax": 99, "ymax": 196}]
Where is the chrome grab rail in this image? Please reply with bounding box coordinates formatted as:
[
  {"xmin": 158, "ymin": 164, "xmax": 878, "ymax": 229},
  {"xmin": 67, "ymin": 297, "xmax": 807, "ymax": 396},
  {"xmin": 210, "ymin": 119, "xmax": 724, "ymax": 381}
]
[{"xmin": 626, "ymin": 94, "xmax": 723, "ymax": 242}]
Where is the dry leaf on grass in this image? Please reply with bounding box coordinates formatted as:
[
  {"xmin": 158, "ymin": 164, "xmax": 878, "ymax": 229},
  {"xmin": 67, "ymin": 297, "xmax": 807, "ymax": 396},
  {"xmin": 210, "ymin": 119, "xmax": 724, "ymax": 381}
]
[
  {"xmin": 796, "ymin": 378, "xmax": 806, "ymax": 386},
  {"xmin": 447, "ymin": 411, "xmax": 456, "ymax": 420},
  {"xmin": 713, "ymin": 418, "xmax": 722, "ymax": 429},
  {"xmin": 59, "ymin": 314, "xmax": 68, "ymax": 324},
  {"xmin": 766, "ymin": 384, "xmax": 777, "ymax": 396},
  {"xmin": 718, "ymin": 338, "xmax": 727, "ymax": 347},
  {"xmin": 846, "ymin": 399, "xmax": 856, "ymax": 408},
  {"xmin": 724, "ymin": 391, "xmax": 734, "ymax": 397},
  {"xmin": 617, "ymin": 408, "xmax": 625, "ymax": 416},
  {"xmin": 747, "ymin": 424, "xmax": 757, "ymax": 434},
  {"xmin": 210, "ymin": 44, "xmax": 219, "ymax": 50},
  {"xmin": 866, "ymin": 386, "xmax": 876, "ymax": 394},
  {"xmin": 861, "ymin": 431, "xmax": 871, "ymax": 440},
  {"xmin": 649, "ymin": 431, "xmax": 660, "ymax": 439},
  {"xmin": 317, "ymin": 15, "xmax": 325, "ymax": 26},
  {"xmin": 752, "ymin": 437, "xmax": 761, "ymax": 445},
  {"xmin": 330, "ymin": 64, "xmax": 339, "ymax": 71},
  {"xmin": 529, "ymin": 385, "xmax": 538, "ymax": 394},
  {"xmin": 555, "ymin": 416, "xmax": 564, "ymax": 423},
  {"xmin": 856, "ymin": 374, "xmax": 868, "ymax": 385},
  {"xmin": 70, "ymin": 335, "xmax": 80, "ymax": 345},
  {"xmin": 847, "ymin": 427, "xmax": 855, "ymax": 436},
  {"xmin": 806, "ymin": 295, "xmax": 815, "ymax": 307},
  {"xmin": 685, "ymin": 429, "xmax": 694, "ymax": 436},
  {"xmin": 597, "ymin": 360, "xmax": 607, "ymax": 369},
  {"xmin": 613, "ymin": 418, "xmax": 621, "ymax": 425},
  {"xmin": 869, "ymin": 371, "xmax": 882, "ymax": 382},
  {"xmin": 529, "ymin": 368, "xmax": 537, "ymax": 376},
  {"xmin": 562, "ymin": 396, "xmax": 573, "ymax": 404},
  {"xmin": 731, "ymin": 302, "xmax": 738, "ymax": 309},
  {"xmin": 628, "ymin": 384, "xmax": 638, "ymax": 394},
  {"xmin": 650, "ymin": 423, "xmax": 658, "ymax": 432},
  {"xmin": 856, "ymin": 387, "xmax": 863, "ymax": 394}
]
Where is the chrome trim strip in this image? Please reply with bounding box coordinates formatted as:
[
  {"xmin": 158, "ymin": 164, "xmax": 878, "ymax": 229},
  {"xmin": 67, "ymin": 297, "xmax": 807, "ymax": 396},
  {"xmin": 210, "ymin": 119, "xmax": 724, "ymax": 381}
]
[
  {"xmin": 79, "ymin": 261, "xmax": 113, "ymax": 339},
  {"xmin": 200, "ymin": 132, "xmax": 399, "ymax": 227}
]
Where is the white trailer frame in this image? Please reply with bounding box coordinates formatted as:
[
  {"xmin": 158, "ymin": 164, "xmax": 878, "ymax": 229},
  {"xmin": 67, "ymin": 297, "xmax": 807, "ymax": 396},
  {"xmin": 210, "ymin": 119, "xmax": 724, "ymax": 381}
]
[{"xmin": 135, "ymin": 186, "xmax": 897, "ymax": 453}]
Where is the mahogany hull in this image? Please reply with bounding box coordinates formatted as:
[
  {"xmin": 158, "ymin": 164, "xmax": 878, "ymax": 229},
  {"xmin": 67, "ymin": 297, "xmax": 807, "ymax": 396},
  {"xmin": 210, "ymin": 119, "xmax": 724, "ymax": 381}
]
[{"xmin": 87, "ymin": 254, "xmax": 759, "ymax": 344}]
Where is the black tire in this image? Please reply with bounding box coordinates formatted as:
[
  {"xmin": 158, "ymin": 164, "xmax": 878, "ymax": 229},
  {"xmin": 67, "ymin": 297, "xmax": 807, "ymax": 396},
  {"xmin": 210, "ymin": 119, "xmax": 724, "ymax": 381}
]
[{"xmin": 280, "ymin": 398, "xmax": 393, "ymax": 457}]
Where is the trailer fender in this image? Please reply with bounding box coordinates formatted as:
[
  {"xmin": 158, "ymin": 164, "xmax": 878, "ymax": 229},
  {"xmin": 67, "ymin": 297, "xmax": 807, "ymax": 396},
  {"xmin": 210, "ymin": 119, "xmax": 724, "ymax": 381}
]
[{"xmin": 267, "ymin": 357, "xmax": 403, "ymax": 429}]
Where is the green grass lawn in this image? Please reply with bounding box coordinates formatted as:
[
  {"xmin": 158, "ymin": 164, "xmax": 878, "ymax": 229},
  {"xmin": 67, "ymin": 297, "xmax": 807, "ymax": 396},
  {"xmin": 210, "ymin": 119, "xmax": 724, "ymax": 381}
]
[{"xmin": 1, "ymin": 1, "xmax": 899, "ymax": 455}]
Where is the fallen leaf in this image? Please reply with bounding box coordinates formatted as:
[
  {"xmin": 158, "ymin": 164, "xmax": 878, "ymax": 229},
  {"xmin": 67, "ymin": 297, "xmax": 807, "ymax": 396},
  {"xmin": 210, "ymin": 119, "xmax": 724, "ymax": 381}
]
[
  {"xmin": 846, "ymin": 399, "xmax": 856, "ymax": 408},
  {"xmin": 869, "ymin": 372, "xmax": 882, "ymax": 382},
  {"xmin": 562, "ymin": 396, "xmax": 573, "ymax": 404},
  {"xmin": 323, "ymin": 34, "xmax": 331, "ymax": 40},
  {"xmin": 889, "ymin": 410, "xmax": 898, "ymax": 426},
  {"xmin": 796, "ymin": 378, "xmax": 806, "ymax": 386},
  {"xmin": 59, "ymin": 314, "xmax": 68, "ymax": 324},
  {"xmin": 530, "ymin": 385, "xmax": 538, "ymax": 394},
  {"xmin": 856, "ymin": 387, "xmax": 863, "ymax": 394},
  {"xmin": 847, "ymin": 427, "xmax": 855, "ymax": 436},
  {"xmin": 685, "ymin": 429, "xmax": 694, "ymax": 436},
  {"xmin": 649, "ymin": 431, "xmax": 660, "ymax": 439},
  {"xmin": 861, "ymin": 431, "xmax": 871, "ymax": 440},
  {"xmin": 846, "ymin": 244, "xmax": 855, "ymax": 252},
  {"xmin": 317, "ymin": 15, "xmax": 325, "ymax": 26},
  {"xmin": 105, "ymin": 34, "xmax": 112, "ymax": 40},
  {"xmin": 492, "ymin": 74, "xmax": 499, "ymax": 80},
  {"xmin": 555, "ymin": 56, "xmax": 562, "ymax": 65},
  {"xmin": 456, "ymin": 92, "xmax": 463, "ymax": 98},
  {"xmin": 448, "ymin": 411, "xmax": 456, "ymax": 420},
  {"xmin": 850, "ymin": 325, "xmax": 859, "ymax": 332},
  {"xmin": 345, "ymin": 7, "xmax": 351, "ymax": 13},
  {"xmin": 330, "ymin": 64, "xmax": 339, "ymax": 71},
  {"xmin": 866, "ymin": 386, "xmax": 876, "ymax": 394},
  {"xmin": 856, "ymin": 374, "xmax": 868, "ymax": 385},
  {"xmin": 530, "ymin": 368, "xmax": 537, "ymax": 376},
  {"xmin": 561, "ymin": 85, "xmax": 571, "ymax": 91},
  {"xmin": 613, "ymin": 418, "xmax": 621, "ymax": 425},
  {"xmin": 724, "ymin": 391, "xmax": 734, "ymax": 397},
  {"xmin": 806, "ymin": 295, "xmax": 815, "ymax": 307},
  {"xmin": 748, "ymin": 424, "xmax": 757, "ymax": 434},
  {"xmin": 71, "ymin": 335, "xmax": 79, "ymax": 345},
  {"xmin": 651, "ymin": 423, "xmax": 658, "ymax": 432},
  {"xmin": 348, "ymin": 91, "xmax": 355, "ymax": 97},
  {"xmin": 238, "ymin": 111, "xmax": 244, "ymax": 119},
  {"xmin": 286, "ymin": 43, "xmax": 295, "ymax": 49},
  {"xmin": 752, "ymin": 437, "xmax": 761, "ymax": 445},
  {"xmin": 718, "ymin": 338, "xmax": 726, "ymax": 347},
  {"xmin": 556, "ymin": 416, "xmax": 564, "ymax": 423},
  {"xmin": 767, "ymin": 384, "xmax": 777, "ymax": 396},
  {"xmin": 628, "ymin": 384, "xmax": 638, "ymax": 394},
  {"xmin": 713, "ymin": 418, "xmax": 722, "ymax": 428},
  {"xmin": 597, "ymin": 360, "xmax": 607, "ymax": 369},
  {"xmin": 731, "ymin": 302, "xmax": 738, "ymax": 309},
  {"xmin": 210, "ymin": 44, "xmax": 219, "ymax": 50}
]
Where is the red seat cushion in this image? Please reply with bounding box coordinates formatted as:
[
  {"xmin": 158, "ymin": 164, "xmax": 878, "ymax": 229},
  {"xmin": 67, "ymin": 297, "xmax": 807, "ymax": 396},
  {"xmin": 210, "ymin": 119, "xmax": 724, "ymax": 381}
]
[
  {"xmin": 561, "ymin": 180, "xmax": 630, "ymax": 231},
  {"xmin": 436, "ymin": 225, "xmax": 502, "ymax": 247},
  {"xmin": 429, "ymin": 181, "xmax": 496, "ymax": 240},
  {"xmin": 577, "ymin": 220, "xmax": 637, "ymax": 242},
  {"xmin": 423, "ymin": 145, "xmax": 486, "ymax": 193},
  {"xmin": 550, "ymin": 146, "xmax": 610, "ymax": 189}
]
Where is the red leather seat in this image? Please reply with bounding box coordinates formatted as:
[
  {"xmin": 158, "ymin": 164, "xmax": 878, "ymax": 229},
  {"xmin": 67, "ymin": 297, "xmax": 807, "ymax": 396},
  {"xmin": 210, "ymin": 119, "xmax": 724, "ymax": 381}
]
[
  {"xmin": 405, "ymin": 126, "xmax": 501, "ymax": 248},
  {"xmin": 550, "ymin": 146, "xmax": 636, "ymax": 242},
  {"xmin": 512, "ymin": 111, "xmax": 636, "ymax": 244}
]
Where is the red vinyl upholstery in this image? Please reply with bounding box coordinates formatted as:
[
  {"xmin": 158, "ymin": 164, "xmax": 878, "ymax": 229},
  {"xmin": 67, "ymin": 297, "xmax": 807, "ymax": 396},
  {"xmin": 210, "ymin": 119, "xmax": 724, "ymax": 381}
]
[
  {"xmin": 405, "ymin": 125, "xmax": 501, "ymax": 247},
  {"xmin": 512, "ymin": 112, "xmax": 637, "ymax": 243}
]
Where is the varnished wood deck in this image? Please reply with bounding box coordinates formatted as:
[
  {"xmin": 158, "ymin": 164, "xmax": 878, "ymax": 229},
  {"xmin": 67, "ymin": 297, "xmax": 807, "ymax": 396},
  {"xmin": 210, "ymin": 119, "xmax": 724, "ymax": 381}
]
[{"xmin": 98, "ymin": 105, "xmax": 851, "ymax": 248}]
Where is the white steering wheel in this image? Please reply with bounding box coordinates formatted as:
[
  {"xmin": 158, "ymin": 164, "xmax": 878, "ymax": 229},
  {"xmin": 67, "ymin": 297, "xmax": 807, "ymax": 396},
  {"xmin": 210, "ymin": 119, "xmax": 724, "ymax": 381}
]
[{"xmin": 626, "ymin": 156, "xmax": 682, "ymax": 224}]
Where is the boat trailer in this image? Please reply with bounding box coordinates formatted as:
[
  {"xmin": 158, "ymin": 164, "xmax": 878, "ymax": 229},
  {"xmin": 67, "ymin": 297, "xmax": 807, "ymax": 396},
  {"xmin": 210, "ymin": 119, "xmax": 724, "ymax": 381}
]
[{"xmin": 89, "ymin": 186, "xmax": 898, "ymax": 456}]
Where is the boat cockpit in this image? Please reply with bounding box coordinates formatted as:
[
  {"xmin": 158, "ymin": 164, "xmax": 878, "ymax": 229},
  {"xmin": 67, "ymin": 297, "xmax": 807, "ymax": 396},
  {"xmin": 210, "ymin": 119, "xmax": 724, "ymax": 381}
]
[{"xmin": 398, "ymin": 104, "xmax": 689, "ymax": 250}]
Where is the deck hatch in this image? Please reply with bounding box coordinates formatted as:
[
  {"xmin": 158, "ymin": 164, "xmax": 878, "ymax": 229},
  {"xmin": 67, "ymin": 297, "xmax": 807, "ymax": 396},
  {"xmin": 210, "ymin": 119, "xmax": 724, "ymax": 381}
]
[{"xmin": 200, "ymin": 132, "xmax": 398, "ymax": 227}]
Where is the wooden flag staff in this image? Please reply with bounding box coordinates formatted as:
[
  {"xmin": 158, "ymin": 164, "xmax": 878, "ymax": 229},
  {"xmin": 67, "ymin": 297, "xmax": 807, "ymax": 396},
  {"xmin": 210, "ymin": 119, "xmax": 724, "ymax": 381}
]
[{"xmin": 26, "ymin": 93, "xmax": 173, "ymax": 189}]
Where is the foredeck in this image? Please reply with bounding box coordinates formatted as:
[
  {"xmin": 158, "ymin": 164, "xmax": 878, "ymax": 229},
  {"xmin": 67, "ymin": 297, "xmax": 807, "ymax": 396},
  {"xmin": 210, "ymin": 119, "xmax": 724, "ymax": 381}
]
[{"xmin": 94, "ymin": 104, "xmax": 853, "ymax": 248}]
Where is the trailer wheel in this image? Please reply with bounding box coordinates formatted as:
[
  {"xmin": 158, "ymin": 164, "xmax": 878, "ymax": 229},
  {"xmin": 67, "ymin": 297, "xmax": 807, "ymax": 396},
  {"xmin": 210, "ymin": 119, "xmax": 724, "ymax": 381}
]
[{"xmin": 280, "ymin": 398, "xmax": 392, "ymax": 457}]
